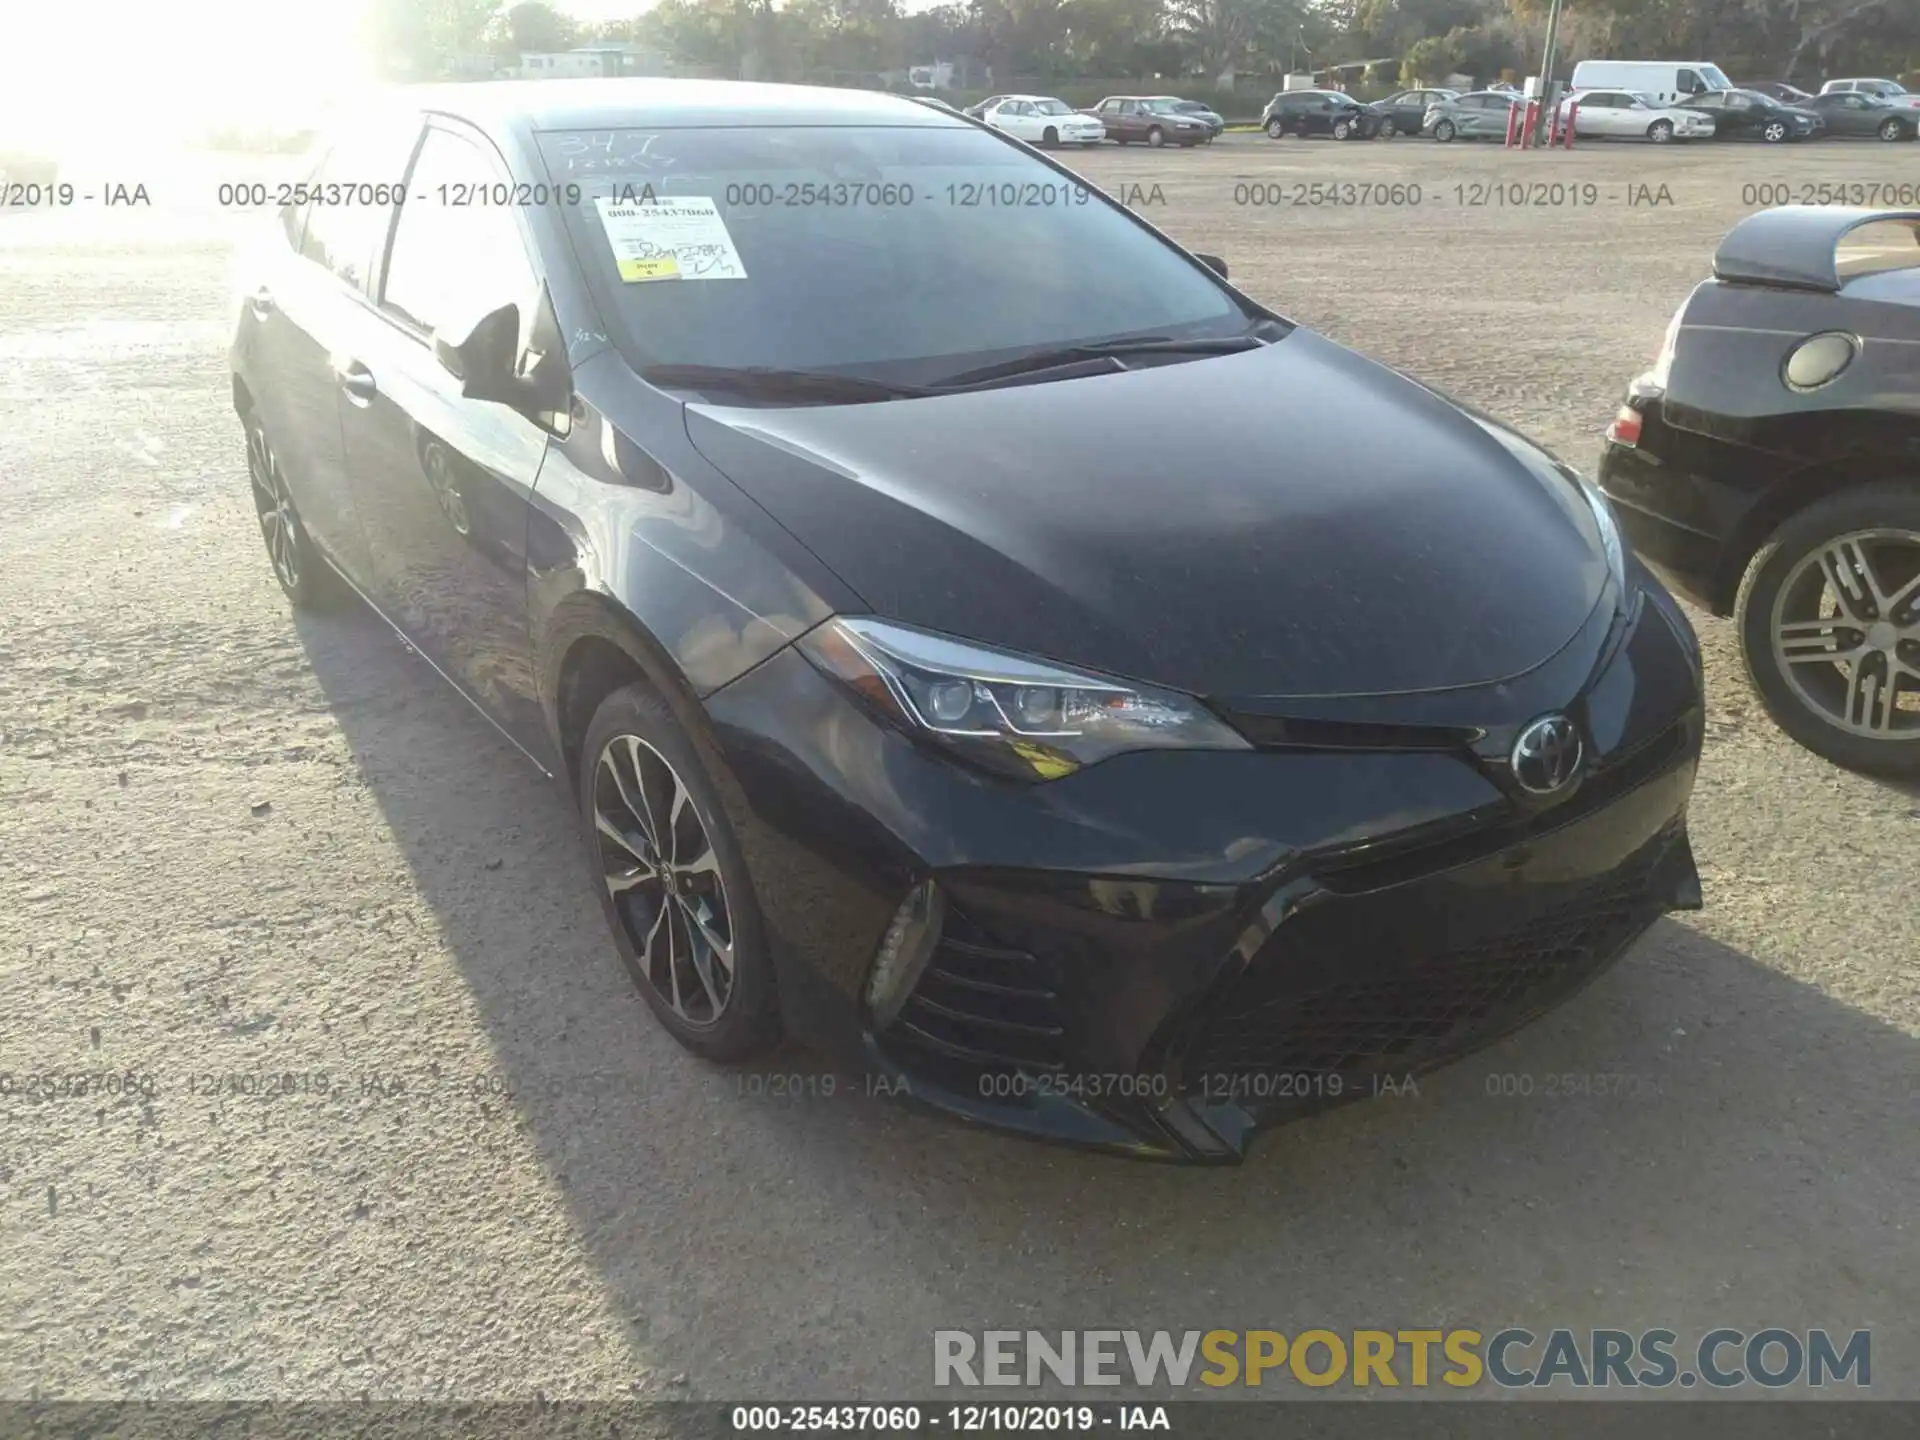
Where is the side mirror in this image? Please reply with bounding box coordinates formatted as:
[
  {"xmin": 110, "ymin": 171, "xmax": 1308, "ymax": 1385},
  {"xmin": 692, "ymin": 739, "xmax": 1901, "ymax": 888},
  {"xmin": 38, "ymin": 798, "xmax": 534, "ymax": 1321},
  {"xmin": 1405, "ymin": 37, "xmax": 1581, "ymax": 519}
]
[
  {"xmin": 1195, "ymin": 253, "xmax": 1229, "ymax": 280},
  {"xmin": 434, "ymin": 302, "xmax": 523, "ymax": 406},
  {"xmin": 433, "ymin": 284, "xmax": 574, "ymax": 425}
]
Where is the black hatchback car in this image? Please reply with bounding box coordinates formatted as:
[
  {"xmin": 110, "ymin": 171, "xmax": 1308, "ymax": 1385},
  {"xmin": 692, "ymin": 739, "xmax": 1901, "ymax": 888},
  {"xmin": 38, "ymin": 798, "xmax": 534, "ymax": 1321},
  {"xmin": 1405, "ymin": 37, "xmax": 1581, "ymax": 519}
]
[
  {"xmin": 234, "ymin": 79, "xmax": 1705, "ymax": 1162},
  {"xmin": 1680, "ymin": 88, "xmax": 1820, "ymax": 142},
  {"xmin": 1599, "ymin": 206, "xmax": 1920, "ymax": 777},
  {"xmin": 1262, "ymin": 89, "xmax": 1377, "ymax": 140}
]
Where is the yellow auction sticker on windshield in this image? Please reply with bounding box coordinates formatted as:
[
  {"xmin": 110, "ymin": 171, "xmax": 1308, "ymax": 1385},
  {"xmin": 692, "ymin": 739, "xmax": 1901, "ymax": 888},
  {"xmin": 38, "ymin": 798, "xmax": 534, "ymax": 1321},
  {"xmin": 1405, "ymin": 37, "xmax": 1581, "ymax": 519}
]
[{"xmin": 592, "ymin": 195, "xmax": 748, "ymax": 283}]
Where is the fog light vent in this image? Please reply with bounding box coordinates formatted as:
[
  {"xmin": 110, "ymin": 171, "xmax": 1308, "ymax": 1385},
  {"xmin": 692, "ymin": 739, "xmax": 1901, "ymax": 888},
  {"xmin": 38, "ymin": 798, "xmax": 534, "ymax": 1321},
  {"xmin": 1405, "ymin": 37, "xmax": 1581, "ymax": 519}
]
[{"xmin": 865, "ymin": 880, "xmax": 946, "ymax": 1030}]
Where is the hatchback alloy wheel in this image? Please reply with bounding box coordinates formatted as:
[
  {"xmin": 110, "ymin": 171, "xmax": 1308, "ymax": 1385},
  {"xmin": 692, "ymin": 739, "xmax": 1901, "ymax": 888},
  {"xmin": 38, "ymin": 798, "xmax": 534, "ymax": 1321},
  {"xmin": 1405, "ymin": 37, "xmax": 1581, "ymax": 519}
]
[
  {"xmin": 1739, "ymin": 483, "xmax": 1920, "ymax": 777},
  {"xmin": 1768, "ymin": 528, "xmax": 1920, "ymax": 741},
  {"xmin": 593, "ymin": 732, "xmax": 737, "ymax": 1027}
]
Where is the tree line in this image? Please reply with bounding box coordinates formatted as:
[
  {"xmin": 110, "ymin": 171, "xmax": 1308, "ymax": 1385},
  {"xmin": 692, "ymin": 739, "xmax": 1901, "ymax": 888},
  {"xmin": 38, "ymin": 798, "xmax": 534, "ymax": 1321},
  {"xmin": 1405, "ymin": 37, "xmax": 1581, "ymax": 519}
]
[{"xmin": 367, "ymin": 0, "xmax": 1919, "ymax": 93}]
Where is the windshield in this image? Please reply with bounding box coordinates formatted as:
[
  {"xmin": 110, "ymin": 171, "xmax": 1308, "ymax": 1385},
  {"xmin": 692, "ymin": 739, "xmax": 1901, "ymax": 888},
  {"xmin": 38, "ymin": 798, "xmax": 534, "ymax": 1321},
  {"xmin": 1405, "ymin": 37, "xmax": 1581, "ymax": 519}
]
[
  {"xmin": 1032, "ymin": 99, "xmax": 1074, "ymax": 115},
  {"xmin": 1144, "ymin": 99, "xmax": 1186, "ymax": 113},
  {"xmin": 1698, "ymin": 64, "xmax": 1732, "ymax": 89},
  {"xmin": 1864, "ymin": 80, "xmax": 1905, "ymax": 96},
  {"xmin": 537, "ymin": 125, "xmax": 1253, "ymax": 383}
]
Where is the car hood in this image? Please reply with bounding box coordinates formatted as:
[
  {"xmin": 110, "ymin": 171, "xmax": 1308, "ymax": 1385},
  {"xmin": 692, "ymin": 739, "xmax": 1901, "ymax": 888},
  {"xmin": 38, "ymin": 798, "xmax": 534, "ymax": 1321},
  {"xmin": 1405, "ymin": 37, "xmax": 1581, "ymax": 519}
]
[{"xmin": 682, "ymin": 331, "xmax": 1609, "ymax": 700}]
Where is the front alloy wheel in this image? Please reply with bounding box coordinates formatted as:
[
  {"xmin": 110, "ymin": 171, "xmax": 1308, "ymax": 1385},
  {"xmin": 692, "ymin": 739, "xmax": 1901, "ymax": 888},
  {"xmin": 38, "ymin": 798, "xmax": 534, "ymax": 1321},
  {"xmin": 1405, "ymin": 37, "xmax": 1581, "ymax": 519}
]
[
  {"xmin": 1762, "ymin": 121, "xmax": 1787, "ymax": 143},
  {"xmin": 1647, "ymin": 120, "xmax": 1675, "ymax": 143},
  {"xmin": 1146, "ymin": 125, "xmax": 1166, "ymax": 147},
  {"xmin": 1433, "ymin": 119, "xmax": 1456, "ymax": 142},
  {"xmin": 1265, "ymin": 117, "xmax": 1285, "ymax": 138},
  {"xmin": 1878, "ymin": 118, "xmax": 1905, "ymax": 141},
  {"xmin": 578, "ymin": 682, "xmax": 781, "ymax": 1057},
  {"xmin": 594, "ymin": 733, "xmax": 736, "ymax": 1028},
  {"xmin": 1379, "ymin": 118, "xmax": 1397, "ymax": 139},
  {"xmin": 1332, "ymin": 118, "xmax": 1353, "ymax": 140},
  {"xmin": 1738, "ymin": 485, "xmax": 1920, "ymax": 776}
]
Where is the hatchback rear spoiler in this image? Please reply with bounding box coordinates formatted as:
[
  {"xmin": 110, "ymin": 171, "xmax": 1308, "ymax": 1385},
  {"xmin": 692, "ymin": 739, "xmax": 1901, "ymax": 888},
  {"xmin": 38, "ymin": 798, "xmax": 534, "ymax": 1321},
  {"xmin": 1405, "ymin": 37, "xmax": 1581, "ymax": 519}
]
[{"xmin": 1712, "ymin": 206, "xmax": 1920, "ymax": 292}]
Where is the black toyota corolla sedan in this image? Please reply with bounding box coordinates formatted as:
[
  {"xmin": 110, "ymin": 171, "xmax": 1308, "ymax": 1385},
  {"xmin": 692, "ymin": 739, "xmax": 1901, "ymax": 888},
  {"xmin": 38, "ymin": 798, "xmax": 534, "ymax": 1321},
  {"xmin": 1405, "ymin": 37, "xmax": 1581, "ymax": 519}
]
[
  {"xmin": 1599, "ymin": 206, "xmax": 1920, "ymax": 778},
  {"xmin": 233, "ymin": 79, "xmax": 1705, "ymax": 1162}
]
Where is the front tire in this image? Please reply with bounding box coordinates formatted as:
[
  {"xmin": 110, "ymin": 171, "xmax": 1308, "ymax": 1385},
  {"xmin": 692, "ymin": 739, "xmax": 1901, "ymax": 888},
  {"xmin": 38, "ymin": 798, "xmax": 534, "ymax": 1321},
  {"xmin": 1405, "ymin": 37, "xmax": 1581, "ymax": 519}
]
[
  {"xmin": 243, "ymin": 411, "xmax": 336, "ymax": 609},
  {"xmin": 1647, "ymin": 119, "xmax": 1675, "ymax": 143},
  {"xmin": 1146, "ymin": 125, "xmax": 1166, "ymax": 147},
  {"xmin": 1042, "ymin": 126, "xmax": 1058, "ymax": 147},
  {"xmin": 1878, "ymin": 118, "xmax": 1905, "ymax": 142},
  {"xmin": 1735, "ymin": 483, "xmax": 1920, "ymax": 777},
  {"xmin": 1762, "ymin": 120, "xmax": 1788, "ymax": 143},
  {"xmin": 1265, "ymin": 117, "xmax": 1285, "ymax": 138},
  {"xmin": 1332, "ymin": 117, "xmax": 1353, "ymax": 140},
  {"xmin": 1379, "ymin": 118, "xmax": 1397, "ymax": 139},
  {"xmin": 1433, "ymin": 119, "xmax": 1456, "ymax": 142},
  {"xmin": 578, "ymin": 682, "xmax": 783, "ymax": 1059}
]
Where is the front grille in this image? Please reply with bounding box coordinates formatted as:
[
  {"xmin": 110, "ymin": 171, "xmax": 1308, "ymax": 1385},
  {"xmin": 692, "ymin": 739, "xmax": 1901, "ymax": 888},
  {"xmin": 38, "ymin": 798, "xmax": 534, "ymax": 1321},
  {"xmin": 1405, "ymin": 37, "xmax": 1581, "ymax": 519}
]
[
  {"xmin": 1312, "ymin": 713, "xmax": 1695, "ymax": 897},
  {"xmin": 1183, "ymin": 838, "xmax": 1675, "ymax": 1090},
  {"xmin": 885, "ymin": 906, "xmax": 1069, "ymax": 1079}
]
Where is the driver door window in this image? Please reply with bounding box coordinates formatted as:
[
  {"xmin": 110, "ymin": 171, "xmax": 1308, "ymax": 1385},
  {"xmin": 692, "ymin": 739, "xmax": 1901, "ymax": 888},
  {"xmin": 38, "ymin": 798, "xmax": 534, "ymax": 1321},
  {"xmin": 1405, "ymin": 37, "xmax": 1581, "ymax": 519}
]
[{"xmin": 382, "ymin": 130, "xmax": 539, "ymax": 343}]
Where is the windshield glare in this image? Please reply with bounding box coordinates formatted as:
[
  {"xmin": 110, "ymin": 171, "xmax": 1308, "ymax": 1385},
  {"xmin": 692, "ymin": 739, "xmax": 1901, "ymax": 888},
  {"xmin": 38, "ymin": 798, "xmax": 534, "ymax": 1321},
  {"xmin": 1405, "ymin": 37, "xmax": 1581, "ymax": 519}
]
[
  {"xmin": 538, "ymin": 125, "xmax": 1251, "ymax": 382},
  {"xmin": 1033, "ymin": 100, "xmax": 1074, "ymax": 115}
]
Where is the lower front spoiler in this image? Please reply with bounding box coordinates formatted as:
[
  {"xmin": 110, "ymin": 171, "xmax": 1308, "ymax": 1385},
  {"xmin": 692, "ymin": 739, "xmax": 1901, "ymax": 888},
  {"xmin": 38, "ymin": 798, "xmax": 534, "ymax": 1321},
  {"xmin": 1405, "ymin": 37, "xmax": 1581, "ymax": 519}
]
[{"xmin": 862, "ymin": 763, "xmax": 1702, "ymax": 1165}]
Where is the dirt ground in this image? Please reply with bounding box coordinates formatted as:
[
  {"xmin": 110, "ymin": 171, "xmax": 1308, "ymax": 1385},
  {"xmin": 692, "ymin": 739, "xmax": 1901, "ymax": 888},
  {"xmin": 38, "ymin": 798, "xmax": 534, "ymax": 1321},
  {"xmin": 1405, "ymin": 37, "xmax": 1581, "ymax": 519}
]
[{"xmin": 1, "ymin": 135, "xmax": 1917, "ymax": 1402}]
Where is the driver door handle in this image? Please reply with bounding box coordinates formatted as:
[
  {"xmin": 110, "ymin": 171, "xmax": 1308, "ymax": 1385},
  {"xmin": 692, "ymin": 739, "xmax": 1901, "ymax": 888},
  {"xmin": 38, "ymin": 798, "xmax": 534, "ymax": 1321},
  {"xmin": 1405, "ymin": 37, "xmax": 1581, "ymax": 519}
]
[{"xmin": 334, "ymin": 358, "xmax": 377, "ymax": 405}]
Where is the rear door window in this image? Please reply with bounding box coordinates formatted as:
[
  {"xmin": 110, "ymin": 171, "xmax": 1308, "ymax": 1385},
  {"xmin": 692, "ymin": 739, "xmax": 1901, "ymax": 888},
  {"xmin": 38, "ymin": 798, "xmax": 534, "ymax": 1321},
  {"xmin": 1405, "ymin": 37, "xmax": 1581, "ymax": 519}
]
[{"xmin": 298, "ymin": 120, "xmax": 421, "ymax": 293}]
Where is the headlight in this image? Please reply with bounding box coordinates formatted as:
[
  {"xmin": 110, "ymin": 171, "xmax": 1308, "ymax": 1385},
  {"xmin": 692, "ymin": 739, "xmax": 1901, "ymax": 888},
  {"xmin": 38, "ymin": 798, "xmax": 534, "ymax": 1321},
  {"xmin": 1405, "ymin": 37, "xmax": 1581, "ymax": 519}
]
[{"xmin": 797, "ymin": 617, "xmax": 1250, "ymax": 781}]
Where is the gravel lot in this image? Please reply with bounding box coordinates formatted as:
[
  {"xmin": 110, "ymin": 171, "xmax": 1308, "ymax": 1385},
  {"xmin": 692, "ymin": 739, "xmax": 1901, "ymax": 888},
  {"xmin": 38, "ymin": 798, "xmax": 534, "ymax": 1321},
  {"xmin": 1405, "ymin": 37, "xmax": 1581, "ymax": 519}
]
[{"xmin": 2, "ymin": 135, "xmax": 1917, "ymax": 1403}]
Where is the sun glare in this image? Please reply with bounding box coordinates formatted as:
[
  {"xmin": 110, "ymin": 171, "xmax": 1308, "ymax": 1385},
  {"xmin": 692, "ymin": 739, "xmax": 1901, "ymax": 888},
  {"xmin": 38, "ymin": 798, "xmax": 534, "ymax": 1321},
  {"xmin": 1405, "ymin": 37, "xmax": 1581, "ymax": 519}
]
[{"xmin": 3, "ymin": 0, "xmax": 376, "ymax": 149}]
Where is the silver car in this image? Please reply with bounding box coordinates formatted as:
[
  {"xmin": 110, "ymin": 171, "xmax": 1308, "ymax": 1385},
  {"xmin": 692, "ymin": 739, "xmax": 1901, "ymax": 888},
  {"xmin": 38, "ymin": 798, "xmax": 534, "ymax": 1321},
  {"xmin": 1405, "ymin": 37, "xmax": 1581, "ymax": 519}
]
[
  {"xmin": 1423, "ymin": 90, "xmax": 1526, "ymax": 141},
  {"xmin": 1560, "ymin": 91, "xmax": 1716, "ymax": 142}
]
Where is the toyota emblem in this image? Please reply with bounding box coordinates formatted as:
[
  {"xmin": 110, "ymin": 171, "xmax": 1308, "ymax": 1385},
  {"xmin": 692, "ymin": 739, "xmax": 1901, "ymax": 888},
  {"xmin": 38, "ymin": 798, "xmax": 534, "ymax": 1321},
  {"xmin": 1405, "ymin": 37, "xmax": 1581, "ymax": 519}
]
[{"xmin": 1511, "ymin": 714, "xmax": 1585, "ymax": 796}]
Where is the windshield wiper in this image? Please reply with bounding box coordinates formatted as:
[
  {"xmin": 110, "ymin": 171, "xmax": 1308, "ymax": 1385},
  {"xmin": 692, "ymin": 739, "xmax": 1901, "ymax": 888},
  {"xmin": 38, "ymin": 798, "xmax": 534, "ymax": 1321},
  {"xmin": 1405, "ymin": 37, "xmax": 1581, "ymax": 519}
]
[
  {"xmin": 640, "ymin": 364, "xmax": 935, "ymax": 403},
  {"xmin": 931, "ymin": 333, "xmax": 1269, "ymax": 390}
]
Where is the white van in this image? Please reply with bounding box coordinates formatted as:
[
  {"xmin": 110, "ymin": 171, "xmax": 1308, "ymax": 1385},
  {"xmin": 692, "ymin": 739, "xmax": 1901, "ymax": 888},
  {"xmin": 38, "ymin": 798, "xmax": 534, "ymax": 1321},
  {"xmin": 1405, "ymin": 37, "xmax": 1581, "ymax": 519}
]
[{"xmin": 1567, "ymin": 60, "xmax": 1732, "ymax": 106}]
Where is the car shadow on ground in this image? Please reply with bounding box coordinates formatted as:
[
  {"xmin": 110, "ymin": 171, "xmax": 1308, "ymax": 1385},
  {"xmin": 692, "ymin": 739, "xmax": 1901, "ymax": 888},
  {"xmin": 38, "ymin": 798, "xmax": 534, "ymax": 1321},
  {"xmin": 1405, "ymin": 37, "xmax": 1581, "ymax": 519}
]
[{"xmin": 292, "ymin": 597, "xmax": 1920, "ymax": 1397}]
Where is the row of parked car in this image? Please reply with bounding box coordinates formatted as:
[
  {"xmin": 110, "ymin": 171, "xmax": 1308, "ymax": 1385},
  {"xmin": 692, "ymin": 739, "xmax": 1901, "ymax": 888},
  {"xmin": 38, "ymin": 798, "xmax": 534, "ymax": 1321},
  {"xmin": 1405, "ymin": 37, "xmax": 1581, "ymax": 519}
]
[
  {"xmin": 915, "ymin": 77, "xmax": 1919, "ymax": 150},
  {"xmin": 1263, "ymin": 77, "xmax": 1920, "ymax": 145},
  {"xmin": 916, "ymin": 93, "xmax": 1226, "ymax": 147}
]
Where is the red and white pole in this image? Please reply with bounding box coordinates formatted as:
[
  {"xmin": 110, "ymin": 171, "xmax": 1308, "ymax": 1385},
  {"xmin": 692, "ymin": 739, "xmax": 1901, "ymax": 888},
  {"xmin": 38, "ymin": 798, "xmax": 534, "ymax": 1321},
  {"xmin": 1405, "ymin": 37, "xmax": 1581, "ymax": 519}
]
[
  {"xmin": 1564, "ymin": 102, "xmax": 1578, "ymax": 148},
  {"xmin": 1505, "ymin": 103, "xmax": 1523, "ymax": 148}
]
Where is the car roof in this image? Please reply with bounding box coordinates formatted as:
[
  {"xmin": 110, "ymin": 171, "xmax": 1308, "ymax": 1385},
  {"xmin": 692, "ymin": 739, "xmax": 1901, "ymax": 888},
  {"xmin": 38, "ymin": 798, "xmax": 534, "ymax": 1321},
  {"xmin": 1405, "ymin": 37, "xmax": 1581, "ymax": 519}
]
[{"xmin": 390, "ymin": 77, "xmax": 962, "ymax": 132}]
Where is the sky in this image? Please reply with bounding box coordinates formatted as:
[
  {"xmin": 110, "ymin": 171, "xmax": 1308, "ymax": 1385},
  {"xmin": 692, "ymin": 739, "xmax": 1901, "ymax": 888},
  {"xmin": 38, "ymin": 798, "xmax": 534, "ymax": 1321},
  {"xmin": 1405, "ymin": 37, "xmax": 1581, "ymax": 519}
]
[{"xmin": 0, "ymin": 0, "xmax": 952, "ymax": 147}]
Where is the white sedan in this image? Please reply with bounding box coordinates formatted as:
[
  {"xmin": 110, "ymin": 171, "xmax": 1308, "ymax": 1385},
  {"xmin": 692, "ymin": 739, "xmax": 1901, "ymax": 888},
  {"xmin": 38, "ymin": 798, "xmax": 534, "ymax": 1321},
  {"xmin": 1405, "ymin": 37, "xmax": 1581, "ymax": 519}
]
[
  {"xmin": 980, "ymin": 96, "xmax": 1106, "ymax": 148},
  {"xmin": 1558, "ymin": 89, "xmax": 1715, "ymax": 142}
]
